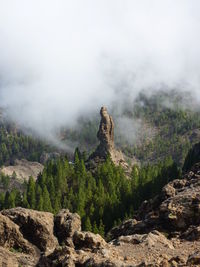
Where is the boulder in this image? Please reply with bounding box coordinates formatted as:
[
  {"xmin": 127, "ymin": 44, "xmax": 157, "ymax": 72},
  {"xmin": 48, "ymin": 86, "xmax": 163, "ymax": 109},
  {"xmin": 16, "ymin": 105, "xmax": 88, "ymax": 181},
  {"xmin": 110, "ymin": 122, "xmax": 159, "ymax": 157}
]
[
  {"xmin": 54, "ymin": 209, "xmax": 81, "ymax": 245},
  {"xmin": 73, "ymin": 231, "xmax": 107, "ymax": 250},
  {"xmin": 1, "ymin": 207, "xmax": 58, "ymax": 254},
  {"xmin": 0, "ymin": 213, "xmax": 36, "ymax": 255},
  {"xmin": 161, "ymin": 184, "xmax": 176, "ymax": 199},
  {"xmin": 112, "ymin": 230, "xmax": 174, "ymax": 250},
  {"xmin": 0, "ymin": 247, "xmax": 19, "ymax": 267}
]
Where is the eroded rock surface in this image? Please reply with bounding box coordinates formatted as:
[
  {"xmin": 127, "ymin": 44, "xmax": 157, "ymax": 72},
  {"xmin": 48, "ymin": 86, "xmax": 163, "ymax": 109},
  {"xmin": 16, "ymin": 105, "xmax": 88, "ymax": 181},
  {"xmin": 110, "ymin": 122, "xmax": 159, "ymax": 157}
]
[
  {"xmin": 89, "ymin": 107, "xmax": 128, "ymax": 169},
  {"xmin": 1, "ymin": 207, "xmax": 58, "ymax": 254},
  {"xmin": 54, "ymin": 209, "xmax": 81, "ymax": 246}
]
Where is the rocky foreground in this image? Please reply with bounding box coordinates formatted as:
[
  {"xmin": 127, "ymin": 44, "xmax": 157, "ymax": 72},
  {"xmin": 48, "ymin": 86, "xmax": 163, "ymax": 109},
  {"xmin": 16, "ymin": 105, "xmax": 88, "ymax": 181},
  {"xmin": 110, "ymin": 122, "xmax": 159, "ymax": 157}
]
[{"xmin": 1, "ymin": 164, "xmax": 200, "ymax": 266}]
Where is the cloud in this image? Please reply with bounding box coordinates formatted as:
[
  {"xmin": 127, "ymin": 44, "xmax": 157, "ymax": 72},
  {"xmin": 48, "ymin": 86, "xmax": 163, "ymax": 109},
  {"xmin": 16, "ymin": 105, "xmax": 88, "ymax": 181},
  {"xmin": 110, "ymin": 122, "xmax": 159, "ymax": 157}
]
[{"xmin": 0, "ymin": 0, "xmax": 200, "ymax": 146}]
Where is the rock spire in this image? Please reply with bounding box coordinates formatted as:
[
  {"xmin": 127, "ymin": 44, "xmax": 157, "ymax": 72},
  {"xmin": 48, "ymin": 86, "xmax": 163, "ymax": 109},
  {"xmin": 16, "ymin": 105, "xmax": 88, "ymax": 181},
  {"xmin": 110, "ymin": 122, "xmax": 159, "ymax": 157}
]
[
  {"xmin": 89, "ymin": 106, "xmax": 127, "ymax": 168},
  {"xmin": 97, "ymin": 106, "xmax": 115, "ymax": 156}
]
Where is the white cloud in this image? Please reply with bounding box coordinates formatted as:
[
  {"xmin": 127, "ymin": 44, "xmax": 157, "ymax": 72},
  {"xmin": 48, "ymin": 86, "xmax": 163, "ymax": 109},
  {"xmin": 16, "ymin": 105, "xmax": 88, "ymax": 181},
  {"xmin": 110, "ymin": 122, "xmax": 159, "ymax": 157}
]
[{"xmin": 0, "ymin": 0, "xmax": 200, "ymax": 144}]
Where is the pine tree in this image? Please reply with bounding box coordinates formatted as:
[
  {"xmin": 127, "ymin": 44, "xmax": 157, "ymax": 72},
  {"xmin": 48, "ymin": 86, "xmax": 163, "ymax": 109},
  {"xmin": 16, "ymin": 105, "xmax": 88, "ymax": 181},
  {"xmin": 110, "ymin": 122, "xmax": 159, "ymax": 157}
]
[
  {"xmin": 22, "ymin": 192, "xmax": 30, "ymax": 208},
  {"xmin": 93, "ymin": 221, "xmax": 98, "ymax": 234},
  {"xmin": 35, "ymin": 184, "xmax": 43, "ymax": 211},
  {"xmin": 84, "ymin": 216, "xmax": 92, "ymax": 232},
  {"xmin": 27, "ymin": 176, "xmax": 36, "ymax": 209},
  {"xmin": 42, "ymin": 186, "xmax": 52, "ymax": 212},
  {"xmin": 98, "ymin": 219, "xmax": 105, "ymax": 237}
]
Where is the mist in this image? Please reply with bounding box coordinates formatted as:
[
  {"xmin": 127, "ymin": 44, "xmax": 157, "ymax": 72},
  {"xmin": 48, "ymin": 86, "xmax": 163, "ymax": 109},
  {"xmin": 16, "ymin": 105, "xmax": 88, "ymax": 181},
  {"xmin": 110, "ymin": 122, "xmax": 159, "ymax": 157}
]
[{"xmin": 0, "ymin": 0, "xmax": 200, "ymax": 148}]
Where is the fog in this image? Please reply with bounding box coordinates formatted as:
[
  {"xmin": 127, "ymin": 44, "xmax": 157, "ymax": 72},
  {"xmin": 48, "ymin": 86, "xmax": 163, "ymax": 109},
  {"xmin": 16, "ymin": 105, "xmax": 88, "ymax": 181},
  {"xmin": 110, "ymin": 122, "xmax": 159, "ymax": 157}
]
[{"xmin": 0, "ymin": 1, "xmax": 200, "ymax": 147}]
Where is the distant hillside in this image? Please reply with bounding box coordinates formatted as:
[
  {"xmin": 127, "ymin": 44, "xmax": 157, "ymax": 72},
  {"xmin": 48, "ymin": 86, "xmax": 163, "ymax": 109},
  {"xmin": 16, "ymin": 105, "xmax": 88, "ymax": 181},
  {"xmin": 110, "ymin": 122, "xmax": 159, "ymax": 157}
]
[
  {"xmin": 0, "ymin": 119, "xmax": 54, "ymax": 167},
  {"xmin": 63, "ymin": 89, "xmax": 200, "ymax": 167},
  {"xmin": 0, "ymin": 89, "xmax": 199, "ymax": 169}
]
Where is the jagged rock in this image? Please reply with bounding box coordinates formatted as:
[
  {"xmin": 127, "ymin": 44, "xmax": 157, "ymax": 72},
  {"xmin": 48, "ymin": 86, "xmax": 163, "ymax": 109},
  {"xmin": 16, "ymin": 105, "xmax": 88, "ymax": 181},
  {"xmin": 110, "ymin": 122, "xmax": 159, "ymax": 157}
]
[
  {"xmin": 89, "ymin": 107, "xmax": 128, "ymax": 168},
  {"xmin": 73, "ymin": 231, "xmax": 107, "ymax": 250},
  {"xmin": 181, "ymin": 225, "xmax": 200, "ymax": 241},
  {"xmin": 109, "ymin": 162, "xmax": 200, "ymax": 258},
  {"xmin": 187, "ymin": 251, "xmax": 200, "ymax": 265},
  {"xmin": 54, "ymin": 209, "xmax": 81, "ymax": 246},
  {"xmin": 84, "ymin": 258, "xmax": 123, "ymax": 267},
  {"xmin": 112, "ymin": 231, "xmax": 174, "ymax": 250},
  {"xmin": 38, "ymin": 246, "xmax": 77, "ymax": 267},
  {"xmin": 1, "ymin": 207, "xmax": 58, "ymax": 254},
  {"xmin": 161, "ymin": 184, "xmax": 176, "ymax": 199},
  {"xmin": 0, "ymin": 247, "xmax": 19, "ymax": 267},
  {"xmin": 0, "ymin": 213, "xmax": 37, "ymax": 255}
]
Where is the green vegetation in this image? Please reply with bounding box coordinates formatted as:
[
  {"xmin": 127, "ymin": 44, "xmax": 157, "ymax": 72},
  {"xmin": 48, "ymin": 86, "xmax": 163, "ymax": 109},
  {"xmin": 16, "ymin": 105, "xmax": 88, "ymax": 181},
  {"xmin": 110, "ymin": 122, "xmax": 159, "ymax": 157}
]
[
  {"xmin": 128, "ymin": 91, "xmax": 200, "ymax": 166},
  {"xmin": 183, "ymin": 142, "xmax": 200, "ymax": 171},
  {"xmin": 64, "ymin": 90, "xmax": 200, "ymax": 167},
  {"xmin": 0, "ymin": 123, "xmax": 51, "ymax": 166},
  {"xmin": 0, "ymin": 90, "xmax": 198, "ymax": 237},
  {"xmin": 0, "ymin": 150, "xmax": 180, "ymax": 236}
]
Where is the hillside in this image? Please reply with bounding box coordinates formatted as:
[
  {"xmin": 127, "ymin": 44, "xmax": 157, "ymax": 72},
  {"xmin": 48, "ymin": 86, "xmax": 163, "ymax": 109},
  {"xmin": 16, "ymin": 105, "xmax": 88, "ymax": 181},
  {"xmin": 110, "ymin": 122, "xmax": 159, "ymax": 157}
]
[
  {"xmin": 0, "ymin": 92, "xmax": 199, "ymax": 266},
  {"xmin": 0, "ymin": 90, "xmax": 199, "ymax": 170},
  {"xmin": 63, "ymin": 90, "xmax": 200, "ymax": 167},
  {"xmin": 0, "ymin": 160, "xmax": 200, "ymax": 266},
  {"xmin": 0, "ymin": 107, "xmax": 181, "ymax": 235}
]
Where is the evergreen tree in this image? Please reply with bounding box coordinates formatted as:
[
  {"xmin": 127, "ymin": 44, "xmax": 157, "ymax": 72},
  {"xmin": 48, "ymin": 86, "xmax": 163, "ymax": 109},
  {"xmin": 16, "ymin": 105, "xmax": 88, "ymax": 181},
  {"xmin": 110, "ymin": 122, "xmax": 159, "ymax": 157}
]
[
  {"xmin": 42, "ymin": 186, "xmax": 52, "ymax": 212},
  {"xmin": 84, "ymin": 216, "xmax": 92, "ymax": 232},
  {"xmin": 27, "ymin": 176, "xmax": 36, "ymax": 209},
  {"xmin": 35, "ymin": 184, "xmax": 43, "ymax": 211}
]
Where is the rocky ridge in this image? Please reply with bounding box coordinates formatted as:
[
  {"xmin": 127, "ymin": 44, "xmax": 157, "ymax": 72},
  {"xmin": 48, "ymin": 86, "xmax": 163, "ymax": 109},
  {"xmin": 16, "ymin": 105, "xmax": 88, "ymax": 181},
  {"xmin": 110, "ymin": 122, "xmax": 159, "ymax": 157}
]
[{"xmin": 1, "ymin": 163, "xmax": 200, "ymax": 266}]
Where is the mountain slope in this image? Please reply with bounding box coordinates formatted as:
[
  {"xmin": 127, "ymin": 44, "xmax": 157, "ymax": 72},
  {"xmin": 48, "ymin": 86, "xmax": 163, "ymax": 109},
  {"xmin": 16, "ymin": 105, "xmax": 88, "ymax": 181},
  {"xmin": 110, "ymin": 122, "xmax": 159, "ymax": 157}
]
[
  {"xmin": 0, "ymin": 161, "xmax": 200, "ymax": 266},
  {"xmin": 63, "ymin": 90, "xmax": 200, "ymax": 167}
]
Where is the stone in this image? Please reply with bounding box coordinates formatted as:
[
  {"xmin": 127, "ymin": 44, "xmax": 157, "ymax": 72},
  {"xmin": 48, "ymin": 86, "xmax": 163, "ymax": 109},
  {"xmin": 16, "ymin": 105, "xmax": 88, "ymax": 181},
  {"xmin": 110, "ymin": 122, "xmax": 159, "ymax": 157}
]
[
  {"xmin": 161, "ymin": 184, "xmax": 176, "ymax": 199},
  {"xmin": 187, "ymin": 251, "xmax": 200, "ymax": 265},
  {"xmin": 0, "ymin": 213, "xmax": 36, "ymax": 255},
  {"xmin": 0, "ymin": 247, "xmax": 19, "ymax": 267},
  {"xmin": 1, "ymin": 207, "xmax": 58, "ymax": 254},
  {"xmin": 181, "ymin": 225, "xmax": 200, "ymax": 241},
  {"xmin": 113, "ymin": 231, "xmax": 174, "ymax": 250},
  {"xmin": 73, "ymin": 231, "xmax": 107, "ymax": 250},
  {"xmin": 54, "ymin": 209, "xmax": 81, "ymax": 245}
]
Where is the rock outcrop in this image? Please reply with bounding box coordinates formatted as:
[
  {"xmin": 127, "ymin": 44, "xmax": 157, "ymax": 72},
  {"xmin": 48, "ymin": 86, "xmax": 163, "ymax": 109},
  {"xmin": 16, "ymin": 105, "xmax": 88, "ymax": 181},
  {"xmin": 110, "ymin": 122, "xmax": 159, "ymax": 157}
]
[
  {"xmin": 89, "ymin": 107, "xmax": 128, "ymax": 169},
  {"xmin": 109, "ymin": 162, "xmax": 200, "ymax": 239},
  {"xmin": 1, "ymin": 207, "xmax": 58, "ymax": 254},
  {"xmin": 54, "ymin": 209, "xmax": 81, "ymax": 246}
]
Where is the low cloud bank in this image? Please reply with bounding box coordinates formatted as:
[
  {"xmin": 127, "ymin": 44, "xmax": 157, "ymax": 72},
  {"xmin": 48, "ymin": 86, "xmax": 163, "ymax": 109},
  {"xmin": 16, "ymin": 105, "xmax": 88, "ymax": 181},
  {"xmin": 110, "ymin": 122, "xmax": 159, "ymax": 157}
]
[{"xmin": 0, "ymin": 1, "xmax": 200, "ymax": 148}]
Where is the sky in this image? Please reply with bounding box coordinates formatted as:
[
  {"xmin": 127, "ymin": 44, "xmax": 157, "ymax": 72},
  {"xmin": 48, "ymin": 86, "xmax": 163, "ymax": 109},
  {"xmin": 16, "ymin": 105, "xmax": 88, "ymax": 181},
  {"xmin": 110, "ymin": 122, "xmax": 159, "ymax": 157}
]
[{"xmin": 0, "ymin": 0, "xmax": 200, "ymax": 145}]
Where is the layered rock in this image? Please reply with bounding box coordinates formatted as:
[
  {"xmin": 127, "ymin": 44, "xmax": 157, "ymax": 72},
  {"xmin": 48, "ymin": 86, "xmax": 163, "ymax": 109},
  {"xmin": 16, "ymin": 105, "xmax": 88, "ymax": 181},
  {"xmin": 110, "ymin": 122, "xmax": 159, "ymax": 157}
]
[{"xmin": 89, "ymin": 107, "xmax": 128, "ymax": 169}]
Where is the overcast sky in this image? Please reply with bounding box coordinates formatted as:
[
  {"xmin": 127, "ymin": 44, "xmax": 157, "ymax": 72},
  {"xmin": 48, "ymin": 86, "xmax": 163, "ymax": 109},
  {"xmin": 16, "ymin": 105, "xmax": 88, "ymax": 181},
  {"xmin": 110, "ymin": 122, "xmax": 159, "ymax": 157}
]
[{"xmin": 0, "ymin": 0, "xmax": 200, "ymax": 142}]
